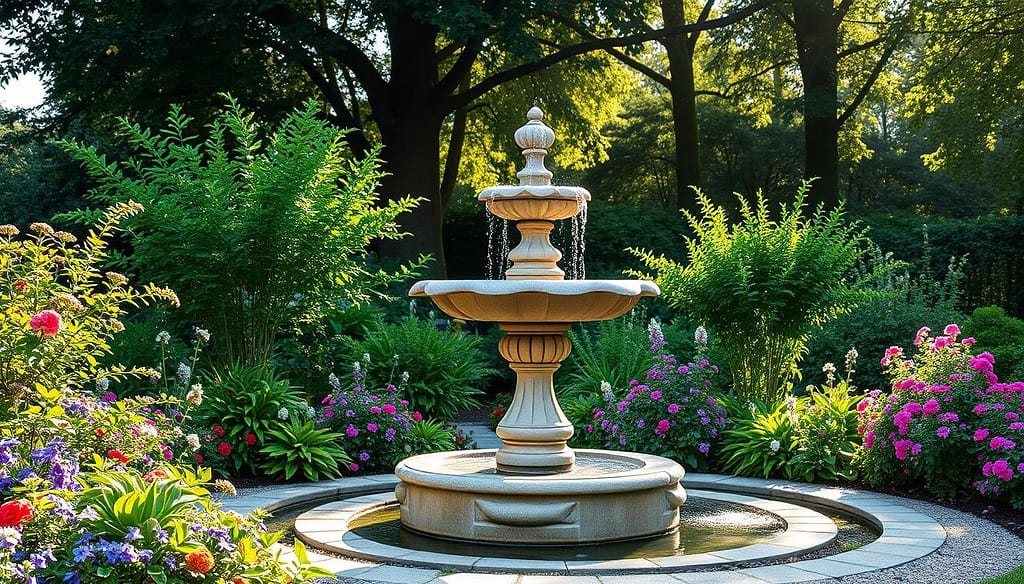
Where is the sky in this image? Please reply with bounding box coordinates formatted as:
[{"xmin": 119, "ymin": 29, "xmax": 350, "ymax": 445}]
[{"xmin": 0, "ymin": 72, "xmax": 45, "ymax": 109}]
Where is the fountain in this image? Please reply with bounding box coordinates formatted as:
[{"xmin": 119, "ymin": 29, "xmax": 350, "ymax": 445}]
[{"xmin": 395, "ymin": 107, "xmax": 685, "ymax": 544}]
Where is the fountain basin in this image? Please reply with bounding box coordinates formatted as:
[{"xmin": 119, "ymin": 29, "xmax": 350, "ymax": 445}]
[
  {"xmin": 409, "ymin": 279, "xmax": 659, "ymax": 323},
  {"xmin": 393, "ymin": 449, "xmax": 684, "ymax": 544}
]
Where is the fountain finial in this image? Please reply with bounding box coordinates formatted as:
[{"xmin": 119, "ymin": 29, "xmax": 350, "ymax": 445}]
[{"xmin": 514, "ymin": 107, "xmax": 555, "ymax": 186}]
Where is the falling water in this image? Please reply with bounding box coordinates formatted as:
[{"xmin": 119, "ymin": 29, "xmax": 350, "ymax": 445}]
[
  {"xmin": 569, "ymin": 192, "xmax": 588, "ymax": 280},
  {"xmin": 485, "ymin": 203, "xmax": 510, "ymax": 280}
]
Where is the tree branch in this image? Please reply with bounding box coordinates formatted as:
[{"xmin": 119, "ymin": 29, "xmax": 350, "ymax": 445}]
[
  {"xmin": 436, "ymin": 40, "xmax": 483, "ymax": 96},
  {"xmin": 451, "ymin": 0, "xmax": 777, "ymax": 109},
  {"xmin": 256, "ymin": 0, "xmax": 389, "ymax": 105},
  {"xmin": 838, "ymin": 22, "xmax": 907, "ymax": 126},
  {"xmin": 688, "ymin": 0, "xmax": 717, "ymax": 52},
  {"xmin": 837, "ymin": 34, "xmax": 886, "ymax": 59}
]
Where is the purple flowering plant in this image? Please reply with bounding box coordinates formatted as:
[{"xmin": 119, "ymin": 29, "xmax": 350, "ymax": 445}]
[
  {"xmin": 857, "ymin": 324, "xmax": 1024, "ymax": 505},
  {"xmin": 582, "ymin": 322, "xmax": 727, "ymax": 470},
  {"xmin": 316, "ymin": 358, "xmax": 423, "ymax": 472}
]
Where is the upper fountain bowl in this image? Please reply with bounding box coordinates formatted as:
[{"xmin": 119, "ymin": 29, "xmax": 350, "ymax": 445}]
[
  {"xmin": 409, "ymin": 279, "xmax": 659, "ymax": 323},
  {"xmin": 479, "ymin": 187, "xmax": 590, "ymax": 221}
]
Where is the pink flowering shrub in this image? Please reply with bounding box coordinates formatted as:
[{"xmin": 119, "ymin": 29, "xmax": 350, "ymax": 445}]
[
  {"xmin": 316, "ymin": 361, "xmax": 423, "ymax": 472},
  {"xmin": 857, "ymin": 324, "xmax": 1024, "ymax": 506},
  {"xmin": 580, "ymin": 324, "xmax": 727, "ymax": 470}
]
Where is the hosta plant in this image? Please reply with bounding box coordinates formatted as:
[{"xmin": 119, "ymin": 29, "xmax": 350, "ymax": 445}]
[{"xmin": 259, "ymin": 419, "xmax": 351, "ymax": 481}]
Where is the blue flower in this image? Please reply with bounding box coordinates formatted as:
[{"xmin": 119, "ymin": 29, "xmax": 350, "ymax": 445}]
[
  {"xmin": 125, "ymin": 526, "xmax": 142, "ymax": 541},
  {"xmin": 30, "ymin": 438, "xmax": 64, "ymax": 464}
]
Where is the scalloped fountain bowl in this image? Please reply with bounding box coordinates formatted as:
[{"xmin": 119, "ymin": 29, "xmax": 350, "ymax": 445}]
[{"xmin": 409, "ymin": 279, "xmax": 659, "ymax": 323}]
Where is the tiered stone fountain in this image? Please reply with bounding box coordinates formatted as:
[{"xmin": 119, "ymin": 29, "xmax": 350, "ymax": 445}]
[{"xmin": 396, "ymin": 107, "xmax": 686, "ymax": 544}]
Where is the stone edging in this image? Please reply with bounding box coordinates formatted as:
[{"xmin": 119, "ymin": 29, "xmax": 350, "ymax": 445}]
[{"xmin": 222, "ymin": 473, "xmax": 947, "ymax": 583}]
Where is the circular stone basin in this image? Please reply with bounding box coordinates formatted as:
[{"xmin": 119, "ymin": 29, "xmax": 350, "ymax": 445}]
[
  {"xmin": 394, "ymin": 449, "xmax": 685, "ymax": 544},
  {"xmin": 293, "ymin": 489, "xmax": 839, "ymax": 572},
  {"xmin": 408, "ymin": 279, "xmax": 659, "ymax": 323}
]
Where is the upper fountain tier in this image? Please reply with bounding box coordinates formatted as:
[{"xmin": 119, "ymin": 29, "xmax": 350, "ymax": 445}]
[
  {"xmin": 411, "ymin": 106, "xmax": 658, "ymax": 322},
  {"xmin": 478, "ymin": 106, "xmax": 590, "ymax": 223}
]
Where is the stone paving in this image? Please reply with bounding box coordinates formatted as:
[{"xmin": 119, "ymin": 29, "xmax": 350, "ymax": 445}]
[{"xmin": 219, "ymin": 425, "xmax": 1024, "ymax": 584}]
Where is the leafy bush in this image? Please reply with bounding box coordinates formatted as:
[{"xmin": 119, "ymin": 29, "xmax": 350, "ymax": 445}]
[
  {"xmin": 577, "ymin": 322, "xmax": 726, "ymax": 470},
  {"xmin": 790, "ymin": 364, "xmax": 863, "ymax": 482},
  {"xmin": 316, "ymin": 365, "xmax": 422, "ymax": 472},
  {"xmin": 193, "ymin": 364, "xmax": 307, "ymax": 476},
  {"xmin": 404, "ymin": 419, "xmax": 457, "ymax": 456},
  {"xmin": 60, "ymin": 96, "xmax": 423, "ymax": 365},
  {"xmin": 857, "ymin": 324, "xmax": 1024, "ymax": 506},
  {"xmin": 804, "ymin": 238, "xmax": 965, "ymax": 392},
  {"xmin": 259, "ymin": 419, "xmax": 351, "ymax": 481},
  {"xmin": 0, "ymin": 205, "xmax": 177, "ymax": 407},
  {"xmin": 560, "ymin": 313, "xmax": 657, "ymax": 399},
  {"xmin": 634, "ymin": 185, "xmax": 875, "ymax": 403},
  {"xmin": 718, "ymin": 396, "xmax": 802, "ymax": 479},
  {"xmin": 346, "ymin": 318, "xmax": 492, "ymax": 420},
  {"xmin": 966, "ymin": 306, "xmax": 1024, "ymax": 381}
]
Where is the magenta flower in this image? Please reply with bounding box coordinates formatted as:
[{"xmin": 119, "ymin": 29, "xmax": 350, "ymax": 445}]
[
  {"xmin": 656, "ymin": 419, "xmax": 670, "ymax": 434},
  {"xmin": 366, "ymin": 423, "xmax": 379, "ymax": 433},
  {"xmin": 893, "ymin": 439, "xmax": 914, "ymax": 461},
  {"xmin": 667, "ymin": 403, "xmax": 679, "ymax": 414},
  {"xmin": 863, "ymin": 431, "xmax": 876, "ymax": 449},
  {"xmin": 991, "ymin": 460, "xmax": 1013, "ymax": 481},
  {"xmin": 881, "ymin": 346, "xmax": 903, "ymax": 366},
  {"xmin": 914, "ymin": 326, "xmax": 930, "ymax": 345},
  {"xmin": 904, "ymin": 402, "xmax": 922, "ymax": 415},
  {"xmin": 922, "ymin": 399, "xmax": 940, "ymax": 415},
  {"xmin": 974, "ymin": 428, "xmax": 990, "ymax": 442},
  {"xmin": 369, "ymin": 406, "xmax": 381, "ymax": 414},
  {"xmin": 650, "ymin": 390, "xmax": 662, "ymax": 401},
  {"xmin": 974, "ymin": 404, "xmax": 989, "ymax": 414},
  {"xmin": 936, "ymin": 426, "xmax": 950, "ymax": 439},
  {"xmin": 345, "ymin": 424, "xmax": 359, "ymax": 437},
  {"xmin": 382, "ymin": 404, "xmax": 397, "ymax": 415},
  {"xmin": 943, "ymin": 323, "xmax": 960, "ymax": 338},
  {"xmin": 989, "ymin": 436, "xmax": 1016, "ymax": 450}
]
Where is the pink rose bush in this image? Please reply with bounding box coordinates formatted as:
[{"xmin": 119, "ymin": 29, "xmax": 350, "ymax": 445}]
[{"xmin": 858, "ymin": 324, "xmax": 1024, "ymax": 507}]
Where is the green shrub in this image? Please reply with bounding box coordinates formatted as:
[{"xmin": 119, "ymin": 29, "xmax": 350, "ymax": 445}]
[
  {"xmin": 718, "ymin": 396, "xmax": 802, "ymax": 479},
  {"xmin": 966, "ymin": 306, "xmax": 1024, "ymax": 381},
  {"xmin": 60, "ymin": 96, "xmax": 423, "ymax": 366},
  {"xmin": 804, "ymin": 242, "xmax": 966, "ymax": 392},
  {"xmin": 404, "ymin": 419, "xmax": 457, "ymax": 456},
  {"xmin": 559, "ymin": 312, "xmax": 655, "ymax": 400},
  {"xmin": 346, "ymin": 319, "xmax": 492, "ymax": 420},
  {"xmin": 193, "ymin": 364, "xmax": 307, "ymax": 476},
  {"xmin": 0, "ymin": 204, "xmax": 178, "ymax": 408},
  {"xmin": 634, "ymin": 184, "xmax": 876, "ymax": 403},
  {"xmin": 790, "ymin": 369, "xmax": 863, "ymax": 482},
  {"xmin": 259, "ymin": 419, "xmax": 351, "ymax": 481}
]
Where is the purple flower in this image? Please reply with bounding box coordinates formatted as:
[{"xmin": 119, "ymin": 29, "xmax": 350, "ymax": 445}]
[
  {"xmin": 698, "ymin": 442, "xmax": 710, "ymax": 454},
  {"xmin": 937, "ymin": 426, "xmax": 950, "ymax": 439}
]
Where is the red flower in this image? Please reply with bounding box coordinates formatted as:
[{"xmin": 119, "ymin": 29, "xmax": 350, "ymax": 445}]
[
  {"xmin": 95, "ymin": 428, "xmax": 105, "ymax": 437},
  {"xmin": 232, "ymin": 578, "xmax": 251, "ymax": 584},
  {"xmin": 244, "ymin": 433, "xmax": 257, "ymax": 446},
  {"xmin": 107, "ymin": 449, "xmax": 129, "ymax": 463},
  {"xmin": 143, "ymin": 469, "xmax": 170, "ymax": 482},
  {"xmin": 0, "ymin": 500, "xmax": 33, "ymax": 527},
  {"xmin": 194, "ymin": 453, "xmax": 205, "ymax": 464},
  {"xmin": 184, "ymin": 548, "xmax": 214, "ymax": 574},
  {"xmin": 212, "ymin": 425, "xmax": 226, "ymax": 437},
  {"xmin": 29, "ymin": 309, "xmax": 62, "ymax": 336},
  {"xmin": 13, "ymin": 280, "xmax": 26, "ymax": 292},
  {"xmin": 217, "ymin": 442, "xmax": 232, "ymax": 456}
]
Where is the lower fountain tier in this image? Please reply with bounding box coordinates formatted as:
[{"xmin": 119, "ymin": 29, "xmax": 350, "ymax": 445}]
[{"xmin": 393, "ymin": 449, "xmax": 686, "ymax": 544}]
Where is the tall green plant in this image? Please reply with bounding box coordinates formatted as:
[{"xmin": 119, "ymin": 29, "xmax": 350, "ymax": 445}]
[
  {"xmin": 60, "ymin": 96, "xmax": 424, "ymax": 365},
  {"xmin": 633, "ymin": 184, "xmax": 874, "ymax": 403},
  {"xmin": 560, "ymin": 312, "xmax": 655, "ymax": 399}
]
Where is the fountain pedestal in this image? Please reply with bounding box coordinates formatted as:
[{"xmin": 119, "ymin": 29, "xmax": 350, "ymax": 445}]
[{"xmin": 395, "ymin": 106, "xmax": 685, "ymax": 544}]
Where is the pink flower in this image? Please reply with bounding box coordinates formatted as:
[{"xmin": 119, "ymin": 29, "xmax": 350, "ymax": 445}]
[
  {"xmin": 974, "ymin": 428, "xmax": 991, "ymax": 442},
  {"xmin": 989, "ymin": 436, "xmax": 1016, "ymax": 450},
  {"xmin": 667, "ymin": 403, "xmax": 680, "ymax": 414},
  {"xmin": 937, "ymin": 426, "xmax": 950, "ymax": 439},
  {"xmin": 943, "ymin": 324, "xmax": 960, "ymax": 338},
  {"xmin": 893, "ymin": 439, "xmax": 914, "ymax": 461},
  {"xmin": 991, "ymin": 460, "xmax": 1013, "ymax": 481},
  {"xmin": 974, "ymin": 404, "xmax": 989, "ymax": 415},
  {"xmin": 893, "ymin": 410, "xmax": 913, "ymax": 428},
  {"xmin": 650, "ymin": 391, "xmax": 662, "ymax": 401},
  {"xmin": 370, "ymin": 406, "xmax": 381, "ymax": 414},
  {"xmin": 349, "ymin": 462, "xmax": 360, "ymax": 472},
  {"xmin": 656, "ymin": 419, "xmax": 671, "ymax": 434},
  {"xmin": 857, "ymin": 399, "xmax": 872, "ymax": 412},
  {"xmin": 29, "ymin": 309, "xmax": 62, "ymax": 336},
  {"xmin": 923, "ymin": 399, "xmax": 940, "ymax": 415},
  {"xmin": 881, "ymin": 346, "xmax": 903, "ymax": 366},
  {"xmin": 382, "ymin": 404, "xmax": 397, "ymax": 414},
  {"xmin": 914, "ymin": 326, "xmax": 930, "ymax": 345},
  {"xmin": 411, "ymin": 412, "xmax": 423, "ymax": 421},
  {"xmin": 904, "ymin": 402, "xmax": 923, "ymax": 415},
  {"xmin": 1009, "ymin": 422, "xmax": 1024, "ymax": 431},
  {"xmin": 863, "ymin": 431, "xmax": 876, "ymax": 449},
  {"xmin": 345, "ymin": 424, "xmax": 359, "ymax": 437},
  {"xmin": 962, "ymin": 337, "xmax": 976, "ymax": 345},
  {"xmin": 366, "ymin": 423, "xmax": 379, "ymax": 433},
  {"xmin": 932, "ymin": 336, "xmax": 952, "ymax": 351}
]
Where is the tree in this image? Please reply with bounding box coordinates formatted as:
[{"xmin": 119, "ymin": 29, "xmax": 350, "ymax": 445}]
[{"xmin": 1, "ymin": 0, "xmax": 771, "ymax": 276}]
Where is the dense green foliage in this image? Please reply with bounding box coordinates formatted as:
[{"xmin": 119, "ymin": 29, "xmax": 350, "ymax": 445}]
[
  {"xmin": 60, "ymin": 98, "xmax": 422, "ymax": 365},
  {"xmin": 259, "ymin": 419, "xmax": 351, "ymax": 481},
  {"xmin": 635, "ymin": 185, "xmax": 875, "ymax": 402},
  {"xmin": 965, "ymin": 307, "xmax": 1024, "ymax": 382},
  {"xmin": 560, "ymin": 313, "xmax": 655, "ymax": 399},
  {"xmin": 345, "ymin": 319, "xmax": 492, "ymax": 420}
]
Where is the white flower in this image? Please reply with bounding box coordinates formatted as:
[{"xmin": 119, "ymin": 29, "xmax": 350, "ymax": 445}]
[
  {"xmin": 769, "ymin": 439, "xmax": 781, "ymax": 452},
  {"xmin": 648, "ymin": 318, "xmax": 664, "ymax": 346},
  {"xmin": 186, "ymin": 434, "xmax": 201, "ymax": 451},
  {"xmin": 176, "ymin": 363, "xmax": 192, "ymax": 383},
  {"xmin": 306, "ymin": 406, "xmax": 316, "ymax": 418},
  {"xmin": 694, "ymin": 326, "xmax": 708, "ymax": 346},
  {"xmin": 363, "ymin": 352, "xmax": 371, "ymax": 364},
  {"xmin": 600, "ymin": 380, "xmax": 612, "ymax": 395},
  {"xmin": 822, "ymin": 362, "xmax": 836, "ymax": 375},
  {"xmin": 95, "ymin": 377, "xmax": 110, "ymax": 392},
  {"xmin": 186, "ymin": 384, "xmax": 204, "ymax": 406},
  {"xmin": 156, "ymin": 331, "xmax": 171, "ymax": 345},
  {"xmin": 138, "ymin": 423, "xmax": 158, "ymax": 437},
  {"xmin": 278, "ymin": 407, "xmax": 290, "ymax": 421},
  {"xmin": 194, "ymin": 327, "xmax": 211, "ymax": 343},
  {"xmin": 401, "ymin": 371, "xmax": 410, "ymax": 383}
]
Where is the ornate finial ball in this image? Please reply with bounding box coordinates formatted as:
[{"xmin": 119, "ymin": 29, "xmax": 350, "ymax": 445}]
[{"xmin": 515, "ymin": 107, "xmax": 555, "ymax": 151}]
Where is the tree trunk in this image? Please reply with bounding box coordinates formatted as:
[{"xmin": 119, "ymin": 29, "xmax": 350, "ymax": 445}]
[
  {"xmin": 661, "ymin": 0, "xmax": 703, "ymax": 215},
  {"xmin": 792, "ymin": 0, "xmax": 840, "ymax": 211}
]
